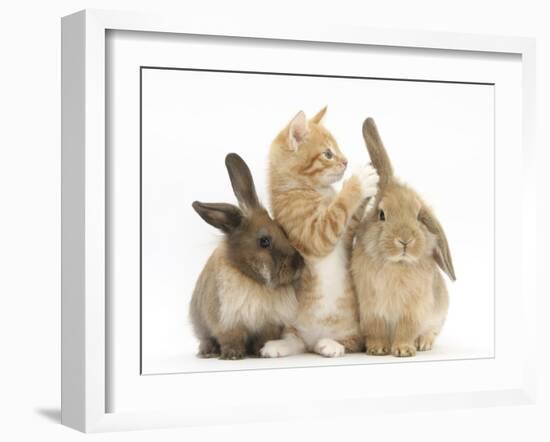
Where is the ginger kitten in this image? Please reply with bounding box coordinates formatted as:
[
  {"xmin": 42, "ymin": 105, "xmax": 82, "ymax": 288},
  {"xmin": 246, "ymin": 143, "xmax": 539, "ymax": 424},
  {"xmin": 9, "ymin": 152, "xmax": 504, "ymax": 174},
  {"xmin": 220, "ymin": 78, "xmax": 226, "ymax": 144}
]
[{"xmin": 260, "ymin": 107, "xmax": 379, "ymax": 358}]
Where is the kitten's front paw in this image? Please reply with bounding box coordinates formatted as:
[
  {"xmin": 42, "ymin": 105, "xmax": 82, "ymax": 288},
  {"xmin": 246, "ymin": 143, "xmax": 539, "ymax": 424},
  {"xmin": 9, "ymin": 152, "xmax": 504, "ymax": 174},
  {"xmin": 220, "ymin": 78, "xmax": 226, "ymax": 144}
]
[
  {"xmin": 314, "ymin": 338, "xmax": 345, "ymax": 358},
  {"xmin": 353, "ymin": 163, "xmax": 379, "ymax": 199},
  {"xmin": 260, "ymin": 339, "xmax": 292, "ymax": 358}
]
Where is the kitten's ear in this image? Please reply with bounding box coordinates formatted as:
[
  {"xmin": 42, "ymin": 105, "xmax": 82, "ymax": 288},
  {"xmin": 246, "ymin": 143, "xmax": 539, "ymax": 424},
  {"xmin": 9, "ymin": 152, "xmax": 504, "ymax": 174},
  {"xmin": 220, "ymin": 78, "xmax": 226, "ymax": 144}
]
[
  {"xmin": 287, "ymin": 111, "xmax": 308, "ymax": 151},
  {"xmin": 311, "ymin": 106, "xmax": 327, "ymax": 124}
]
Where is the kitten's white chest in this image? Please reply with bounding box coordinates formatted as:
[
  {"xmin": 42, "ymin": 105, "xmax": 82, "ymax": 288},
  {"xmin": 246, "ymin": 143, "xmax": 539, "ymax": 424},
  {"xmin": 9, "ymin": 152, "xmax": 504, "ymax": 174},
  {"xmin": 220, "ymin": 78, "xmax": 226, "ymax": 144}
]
[{"xmin": 310, "ymin": 240, "xmax": 348, "ymax": 317}]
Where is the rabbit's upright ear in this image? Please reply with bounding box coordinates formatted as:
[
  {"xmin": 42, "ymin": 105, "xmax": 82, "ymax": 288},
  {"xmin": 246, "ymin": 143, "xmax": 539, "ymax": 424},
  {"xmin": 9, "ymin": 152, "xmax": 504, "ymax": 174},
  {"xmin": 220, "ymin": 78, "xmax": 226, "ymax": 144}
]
[
  {"xmin": 419, "ymin": 208, "xmax": 456, "ymax": 281},
  {"xmin": 225, "ymin": 153, "xmax": 260, "ymax": 212},
  {"xmin": 192, "ymin": 201, "xmax": 243, "ymax": 233},
  {"xmin": 362, "ymin": 118, "xmax": 394, "ymax": 191}
]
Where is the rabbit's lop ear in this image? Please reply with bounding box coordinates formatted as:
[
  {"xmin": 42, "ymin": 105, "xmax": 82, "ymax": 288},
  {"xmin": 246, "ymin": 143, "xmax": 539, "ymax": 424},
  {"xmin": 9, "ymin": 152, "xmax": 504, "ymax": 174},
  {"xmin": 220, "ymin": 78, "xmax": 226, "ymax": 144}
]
[
  {"xmin": 419, "ymin": 208, "xmax": 456, "ymax": 281},
  {"xmin": 192, "ymin": 201, "xmax": 243, "ymax": 233},
  {"xmin": 362, "ymin": 118, "xmax": 394, "ymax": 190},
  {"xmin": 225, "ymin": 153, "xmax": 260, "ymax": 212}
]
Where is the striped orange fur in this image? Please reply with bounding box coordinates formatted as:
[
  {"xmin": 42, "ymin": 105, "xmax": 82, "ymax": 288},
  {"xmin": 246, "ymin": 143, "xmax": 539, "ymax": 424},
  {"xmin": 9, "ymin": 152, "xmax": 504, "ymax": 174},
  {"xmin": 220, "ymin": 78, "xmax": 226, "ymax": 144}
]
[{"xmin": 260, "ymin": 108, "xmax": 379, "ymax": 358}]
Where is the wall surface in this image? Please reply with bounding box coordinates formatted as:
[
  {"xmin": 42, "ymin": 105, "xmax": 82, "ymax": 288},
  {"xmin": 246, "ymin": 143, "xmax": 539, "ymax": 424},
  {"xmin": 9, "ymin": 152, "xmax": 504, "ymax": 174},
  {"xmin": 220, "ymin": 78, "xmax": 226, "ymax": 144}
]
[{"xmin": 0, "ymin": 1, "xmax": 548, "ymax": 441}]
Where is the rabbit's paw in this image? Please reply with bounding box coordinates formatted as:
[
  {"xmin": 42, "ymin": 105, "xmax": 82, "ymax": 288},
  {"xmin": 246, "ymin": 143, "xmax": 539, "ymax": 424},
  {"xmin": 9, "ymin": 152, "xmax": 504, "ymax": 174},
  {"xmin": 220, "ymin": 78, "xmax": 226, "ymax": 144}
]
[
  {"xmin": 219, "ymin": 347, "xmax": 245, "ymax": 360},
  {"xmin": 260, "ymin": 339, "xmax": 293, "ymax": 358},
  {"xmin": 415, "ymin": 334, "xmax": 435, "ymax": 351},
  {"xmin": 366, "ymin": 340, "xmax": 390, "ymax": 356},
  {"xmin": 197, "ymin": 338, "xmax": 220, "ymax": 358},
  {"xmin": 314, "ymin": 338, "xmax": 345, "ymax": 358},
  {"xmin": 391, "ymin": 342, "xmax": 416, "ymax": 357},
  {"xmin": 353, "ymin": 163, "xmax": 379, "ymax": 199}
]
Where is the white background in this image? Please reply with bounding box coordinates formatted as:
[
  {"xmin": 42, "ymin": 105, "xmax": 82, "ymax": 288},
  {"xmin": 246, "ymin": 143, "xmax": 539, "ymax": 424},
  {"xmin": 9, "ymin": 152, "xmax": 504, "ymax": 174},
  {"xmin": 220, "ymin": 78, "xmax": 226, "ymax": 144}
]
[
  {"xmin": 108, "ymin": 31, "xmax": 521, "ymax": 416},
  {"xmin": 0, "ymin": 1, "xmax": 548, "ymax": 442},
  {"xmin": 141, "ymin": 68, "xmax": 495, "ymax": 374}
]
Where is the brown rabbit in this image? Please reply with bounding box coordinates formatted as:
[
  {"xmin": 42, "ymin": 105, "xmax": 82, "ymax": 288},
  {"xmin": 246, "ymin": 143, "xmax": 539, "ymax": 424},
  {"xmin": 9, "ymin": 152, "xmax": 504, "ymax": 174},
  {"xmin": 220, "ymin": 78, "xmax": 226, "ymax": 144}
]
[
  {"xmin": 351, "ymin": 118, "xmax": 456, "ymax": 357},
  {"xmin": 190, "ymin": 153, "xmax": 304, "ymax": 360}
]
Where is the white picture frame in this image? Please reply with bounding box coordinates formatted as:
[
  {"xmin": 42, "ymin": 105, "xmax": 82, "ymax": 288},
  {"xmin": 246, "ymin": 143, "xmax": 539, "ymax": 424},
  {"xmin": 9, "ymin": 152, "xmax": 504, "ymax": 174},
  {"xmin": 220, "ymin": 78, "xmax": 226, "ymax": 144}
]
[{"xmin": 61, "ymin": 9, "xmax": 537, "ymax": 433}]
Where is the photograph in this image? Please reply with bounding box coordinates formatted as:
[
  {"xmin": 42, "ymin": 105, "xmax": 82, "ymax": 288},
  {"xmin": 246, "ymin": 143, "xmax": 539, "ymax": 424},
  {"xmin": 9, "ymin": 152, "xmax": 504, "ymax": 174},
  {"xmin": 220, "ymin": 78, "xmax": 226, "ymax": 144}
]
[
  {"xmin": 140, "ymin": 67, "xmax": 495, "ymax": 374},
  {"xmin": 0, "ymin": 0, "xmax": 544, "ymax": 439}
]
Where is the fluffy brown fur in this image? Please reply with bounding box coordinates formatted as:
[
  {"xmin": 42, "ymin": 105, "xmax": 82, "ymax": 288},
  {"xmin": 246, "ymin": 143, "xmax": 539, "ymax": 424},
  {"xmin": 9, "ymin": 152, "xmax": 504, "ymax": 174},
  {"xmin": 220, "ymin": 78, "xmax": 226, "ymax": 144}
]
[
  {"xmin": 261, "ymin": 108, "xmax": 379, "ymax": 358},
  {"xmin": 190, "ymin": 153, "xmax": 304, "ymax": 359},
  {"xmin": 351, "ymin": 118, "xmax": 456, "ymax": 357}
]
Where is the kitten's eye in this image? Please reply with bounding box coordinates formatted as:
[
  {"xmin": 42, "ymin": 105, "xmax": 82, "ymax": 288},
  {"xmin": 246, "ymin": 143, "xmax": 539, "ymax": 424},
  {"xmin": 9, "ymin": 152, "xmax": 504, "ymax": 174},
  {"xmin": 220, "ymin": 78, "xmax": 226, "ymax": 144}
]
[
  {"xmin": 324, "ymin": 149, "xmax": 334, "ymax": 159},
  {"xmin": 259, "ymin": 236, "xmax": 272, "ymax": 249},
  {"xmin": 379, "ymin": 210, "xmax": 386, "ymax": 221}
]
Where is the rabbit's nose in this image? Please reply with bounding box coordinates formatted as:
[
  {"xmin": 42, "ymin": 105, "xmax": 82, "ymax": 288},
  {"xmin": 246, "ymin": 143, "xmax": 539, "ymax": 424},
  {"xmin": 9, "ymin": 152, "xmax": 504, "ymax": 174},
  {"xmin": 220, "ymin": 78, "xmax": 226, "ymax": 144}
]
[{"xmin": 397, "ymin": 238, "xmax": 414, "ymax": 247}]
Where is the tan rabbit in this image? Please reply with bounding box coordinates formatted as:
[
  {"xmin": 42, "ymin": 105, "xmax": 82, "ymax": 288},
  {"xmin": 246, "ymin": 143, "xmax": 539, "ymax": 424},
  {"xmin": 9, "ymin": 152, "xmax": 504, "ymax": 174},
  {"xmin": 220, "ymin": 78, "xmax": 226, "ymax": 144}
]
[
  {"xmin": 190, "ymin": 153, "xmax": 304, "ymax": 360},
  {"xmin": 351, "ymin": 118, "xmax": 456, "ymax": 357}
]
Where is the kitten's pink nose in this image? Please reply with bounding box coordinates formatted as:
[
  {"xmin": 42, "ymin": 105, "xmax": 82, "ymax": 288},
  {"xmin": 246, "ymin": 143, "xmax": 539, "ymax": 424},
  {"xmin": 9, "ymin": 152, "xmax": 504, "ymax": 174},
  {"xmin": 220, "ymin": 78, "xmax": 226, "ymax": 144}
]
[{"xmin": 342, "ymin": 159, "xmax": 348, "ymax": 167}]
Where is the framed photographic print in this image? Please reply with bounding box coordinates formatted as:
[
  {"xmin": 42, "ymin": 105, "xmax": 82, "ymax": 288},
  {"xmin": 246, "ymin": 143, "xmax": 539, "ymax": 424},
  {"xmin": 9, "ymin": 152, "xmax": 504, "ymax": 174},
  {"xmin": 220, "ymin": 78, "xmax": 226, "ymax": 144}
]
[{"xmin": 61, "ymin": 9, "xmax": 537, "ymax": 432}]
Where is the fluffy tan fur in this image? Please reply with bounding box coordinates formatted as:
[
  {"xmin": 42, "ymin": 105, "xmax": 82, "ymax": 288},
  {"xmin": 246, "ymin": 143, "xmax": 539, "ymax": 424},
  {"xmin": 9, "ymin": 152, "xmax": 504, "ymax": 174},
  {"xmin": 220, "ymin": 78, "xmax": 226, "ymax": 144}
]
[
  {"xmin": 351, "ymin": 118, "xmax": 455, "ymax": 357},
  {"xmin": 261, "ymin": 108, "xmax": 379, "ymax": 358},
  {"xmin": 191, "ymin": 243, "xmax": 299, "ymax": 357},
  {"xmin": 190, "ymin": 153, "xmax": 304, "ymax": 359}
]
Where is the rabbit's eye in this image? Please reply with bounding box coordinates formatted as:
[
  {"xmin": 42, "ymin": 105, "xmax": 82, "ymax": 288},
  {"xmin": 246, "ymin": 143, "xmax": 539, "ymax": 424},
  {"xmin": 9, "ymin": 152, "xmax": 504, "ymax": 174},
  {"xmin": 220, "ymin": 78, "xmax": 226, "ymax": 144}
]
[
  {"xmin": 379, "ymin": 210, "xmax": 386, "ymax": 221},
  {"xmin": 259, "ymin": 236, "xmax": 272, "ymax": 249},
  {"xmin": 324, "ymin": 149, "xmax": 334, "ymax": 159}
]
